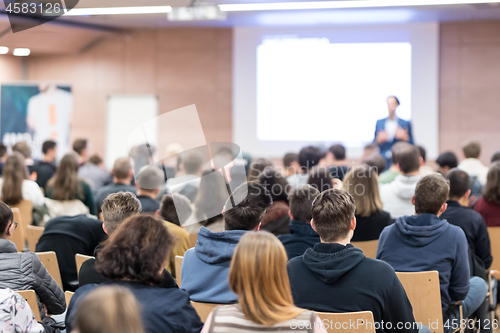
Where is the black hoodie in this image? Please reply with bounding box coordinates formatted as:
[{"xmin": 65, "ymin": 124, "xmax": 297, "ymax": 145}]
[{"xmin": 287, "ymin": 243, "xmax": 417, "ymax": 333}]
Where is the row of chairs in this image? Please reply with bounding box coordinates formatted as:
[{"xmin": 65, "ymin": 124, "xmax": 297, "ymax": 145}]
[{"xmin": 15, "ymin": 289, "xmax": 74, "ymax": 322}]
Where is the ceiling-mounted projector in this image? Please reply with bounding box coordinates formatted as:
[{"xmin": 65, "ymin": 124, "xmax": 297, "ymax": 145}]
[{"xmin": 167, "ymin": 3, "xmax": 226, "ymax": 21}]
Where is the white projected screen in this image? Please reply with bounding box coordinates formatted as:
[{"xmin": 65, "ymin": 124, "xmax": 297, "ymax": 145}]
[{"xmin": 256, "ymin": 39, "xmax": 412, "ymax": 145}]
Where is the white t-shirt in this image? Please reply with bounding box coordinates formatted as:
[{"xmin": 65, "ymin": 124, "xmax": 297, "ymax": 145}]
[{"xmin": 385, "ymin": 117, "xmax": 399, "ymax": 141}]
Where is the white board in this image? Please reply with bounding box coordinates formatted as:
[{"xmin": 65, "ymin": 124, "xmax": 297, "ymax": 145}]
[{"xmin": 105, "ymin": 95, "xmax": 158, "ymax": 170}]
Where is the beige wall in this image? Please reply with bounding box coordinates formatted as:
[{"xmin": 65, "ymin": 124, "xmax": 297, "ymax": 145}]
[
  {"xmin": 439, "ymin": 20, "xmax": 500, "ymax": 166},
  {"xmin": 26, "ymin": 28, "xmax": 232, "ymax": 158},
  {"xmin": 0, "ymin": 56, "xmax": 23, "ymax": 82}
]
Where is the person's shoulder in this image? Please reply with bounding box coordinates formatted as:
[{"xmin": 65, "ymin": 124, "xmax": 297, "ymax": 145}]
[
  {"xmin": 287, "ymin": 255, "xmax": 305, "ymax": 269},
  {"xmin": 79, "ymin": 179, "xmax": 92, "ymax": 191},
  {"xmin": 164, "ymin": 221, "xmax": 189, "ymax": 237}
]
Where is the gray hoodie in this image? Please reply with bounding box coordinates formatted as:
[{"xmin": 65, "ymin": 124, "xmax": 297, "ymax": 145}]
[{"xmin": 380, "ymin": 175, "xmax": 421, "ymax": 218}]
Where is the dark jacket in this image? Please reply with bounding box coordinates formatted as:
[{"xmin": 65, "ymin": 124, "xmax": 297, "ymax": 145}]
[
  {"xmin": 440, "ymin": 201, "xmax": 492, "ymax": 269},
  {"xmin": 95, "ymin": 183, "xmax": 136, "ymax": 214},
  {"xmin": 377, "ymin": 214, "xmax": 470, "ymax": 312},
  {"xmin": 34, "ymin": 161, "xmax": 56, "ymax": 191},
  {"xmin": 287, "ymin": 243, "xmax": 416, "ymax": 333},
  {"xmin": 35, "ymin": 215, "xmax": 107, "ymax": 291},
  {"xmin": 278, "ymin": 220, "xmax": 320, "ymax": 260},
  {"xmin": 260, "ymin": 201, "xmax": 290, "ymax": 236},
  {"xmin": 137, "ymin": 195, "xmax": 160, "ymax": 213},
  {"xmin": 352, "ymin": 211, "xmax": 392, "ymax": 242},
  {"xmin": 374, "ymin": 117, "xmax": 414, "ymax": 167},
  {"xmin": 0, "ymin": 239, "xmax": 65, "ymax": 318},
  {"xmin": 66, "ymin": 280, "xmax": 203, "ymax": 333}
]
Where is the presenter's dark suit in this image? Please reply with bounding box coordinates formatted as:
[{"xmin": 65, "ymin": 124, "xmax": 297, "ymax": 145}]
[{"xmin": 374, "ymin": 117, "xmax": 414, "ymax": 168}]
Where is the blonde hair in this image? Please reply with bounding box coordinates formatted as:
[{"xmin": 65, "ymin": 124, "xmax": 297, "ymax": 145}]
[
  {"xmin": 73, "ymin": 286, "xmax": 144, "ymax": 333},
  {"xmin": 343, "ymin": 165, "xmax": 383, "ymax": 217},
  {"xmin": 229, "ymin": 231, "xmax": 302, "ymax": 326}
]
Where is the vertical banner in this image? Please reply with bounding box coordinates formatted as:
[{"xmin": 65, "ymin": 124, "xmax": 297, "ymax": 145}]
[{"xmin": 1, "ymin": 83, "xmax": 73, "ymax": 160}]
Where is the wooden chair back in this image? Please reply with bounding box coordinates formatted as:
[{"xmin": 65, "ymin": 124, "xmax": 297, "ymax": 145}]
[
  {"xmin": 75, "ymin": 254, "xmax": 94, "ymax": 277},
  {"xmin": 487, "ymin": 227, "xmax": 500, "ymax": 277},
  {"xmin": 36, "ymin": 251, "xmax": 63, "ymax": 289},
  {"xmin": 191, "ymin": 301, "xmax": 217, "ymax": 322},
  {"xmin": 351, "ymin": 240, "xmax": 379, "ymax": 259},
  {"xmin": 175, "ymin": 256, "xmax": 183, "ymax": 287},
  {"xmin": 11, "ymin": 208, "xmax": 26, "ymax": 252},
  {"xmin": 15, "ymin": 290, "xmax": 41, "ymax": 322},
  {"xmin": 316, "ymin": 311, "xmax": 376, "ymax": 333},
  {"xmin": 26, "ymin": 225, "xmax": 44, "ymax": 252},
  {"xmin": 189, "ymin": 233, "xmax": 198, "ymax": 248},
  {"xmin": 396, "ymin": 271, "xmax": 443, "ymax": 333},
  {"xmin": 11, "ymin": 199, "xmax": 33, "ymax": 238},
  {"xmin": 65, "ymin": 291, "xmax": 74, "ymax": 307}
]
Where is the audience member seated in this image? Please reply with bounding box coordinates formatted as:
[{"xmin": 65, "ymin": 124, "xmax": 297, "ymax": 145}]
[
  {"xmin": 0, "ymin": 288, "xmax": 47, "ymax": 333},
  {"xmin": 78, "ymin": 154, "xmax": 112, "ymax": 194},
  {"xmin": 79, "ymin": 192, "xmax": 177, "ymax": 289},
  {"xmin": 287, "ymin": 146, "xmax": 324, "ymax": 188},
  {"xmin": 34, "ymin": 140, "xmax": 57, "ymax": 191},
  {"xmin": 247, "ymin": 158, "xmax": 272, "ymax": 182},
  {"xmin": 475, "ymin": 162, "xmax": 500, "ymax": 226},
  {"xmin": 164, "ymin": 150, "xmax": 203, "ymax": 202},
  {"xmin": 491, "ymin": 151, "xmax": 500, "ymax": 164},
  {"xmin": 377, "ymin": 142, "xmax": 405, "ymax": 184},
  {"xmin": 202, "ymin": 232, "xmax": 327, "ymax": 333},
  {"xmin": 364, "ymin": 153, "xmax": 386, "ymax": 175},
  {"xmin": 360, "ymin": 143, "xmax": 379, "ymax": 162},
  {"xmin": 0, "ymin": 153, "xmax": 45, "ymax": 207},
  {"xmin": 343, "ymin": 165, "xmax": 392, "ymax": 241},
  {"xmin": 278, "ymin": 185, "xmax": 320, "ymax": 259},
  {"xmin": 12, "ymin": 142, "xmax": 36, "ymax": 176},
  {"xmin": 259, "ymin": 169, "xmax": 291, "ymax": 235},
  {"xmin": 36, "ymin": 214, "xmax": 107, "ymax": 291},
  {"xmin": 327, "ymin": 144, "xmax": 351, "ymax": 181},
  {"xmin": 417, "ymin": 145, "xmax": 434, "ymax": 176},
  {"xmin": 135, "ymin": 165, "xmax": 163, "ymax": 213},
  {"xmin": 287, "ymin": 189, "xmax": 419, "ymax": 333},
  {"xmin": 181, "ymin": 181, "xmax": 272, "ymax": 303},
  {"xmin": 379, "ymin": 144, "xmax": 421, "ymax": 218},
  {"xmin": 308, "ymin": 166, "xmax": 335, "ymax": 192},
  {"xmin": 156, "ymin": 193, "xmax": 191, "ymax": 276},
  {"xmin": 183, "ymin": 170, "xmax": 226, "ymax": 233},
  {"xmin": 458, "ymin": 140, "xmax": 489, "ymax": 185},
  {"xmin": 71, "ymin": 286, "xmax": 143, "ymax": 333},
  {"xmin": 66, "ymin": 215, "xmax": 203, "ymax": 333},
  {"xmin": 0, "ymin": 202, "xmax": 65, "ymax": 318},
  {"xmin": 377, "ymin": 174, "xmax": 488, "ymax": 332},
  {"xmin": 437, "ymin": 151, "xmax": 482, "ymax": 198},
  {"xmin": 0, "ymin": 143, "xmax": 7, "ymax": 175},
  {"xmin": 283, "ymin": 152, "xmax": 300, "ymax": 177},
  {"xmin": 95, "ymin": 157, "xmax": 136, "ymax": 215},
  {"xmin": 46, "ymin": 154, "xmax": 95, "ymax": 215},
  {"xmin": 73, "ymin": 138, "xmax": 89, "ymax": 166}
]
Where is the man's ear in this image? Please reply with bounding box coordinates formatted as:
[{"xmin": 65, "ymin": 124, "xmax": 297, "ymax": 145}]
[
  {"xmin": 288, "ymin": 210, "xmax": 294, "ymax": 220},
  {"xmin": 135, "ymin": 183, "xmax": 139, "ymax": 190},
  {"xmin": 102, "ymin": 223, "xmax": 108, "ymax": 235},
  {"xmin": 419, "ymin": 156, "xmax": 424, "ymax": 167},
  {"xmin": 398, "ymin": 164, "xmax": 404, "ymax": 173},
  {"xmin": 310, "ymin": 219, "xmax": 317, "ymax": 232},
  {"xmin": 350, "ymin": 216, "xmax": 356, "ymax": 231},
  {"xmin": 411, "ymin": 196, "xmax": 416, "ymax": 206},
  {"xmin": 154, "ymin": 210, "xmax": 159, "ymax": 218},
  {"xmin": 439, "ymin": 202, "xmax": 448, "ymax": 215},
  {"xmin": 464, "ymin": 189, "xmax": 472, "ymax": 200},
  {"xmin": 255, "ymin": 222, "xmax": 262, "ymax": 231}
]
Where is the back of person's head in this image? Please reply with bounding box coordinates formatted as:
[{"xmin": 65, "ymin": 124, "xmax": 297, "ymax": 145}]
[
  {"xmin": 288, "ymin": 185, "xmax": 319, "ymax": 223},
  {"xmin": 329, "ymin": 144, "xmax": 346, "ymax": 161},
  {"xmin": 491, "ymin": 151, "xmax": 500, "ymax": 164},
  {"xmin": 88, "ymin": 154, "xmax": 103, "ymax": 165},
  {"xmin": 136, "ymin": 165, "xmax": 163, "ymax": 192},
  {"xmin": 396, "ymin": 144, "xmax": 421, "ymax": 174},
  {"xmin": 1, "ymin": 153, "xmax": 26, "ymax": 206},
  {"xmin": 181, "ymin": 151, "xmax": 203, "ymax": 175},
  {"xmin": 298, "ymin": 146, "xmax": 324, "ymax": 171},
  {"xmin": 436, "ymin": 151, "xmax": 458, "ymax": 169},
  {"xmin": 223, "ymin": 181, "xmax": 272, "ymax": 231},
  {"xmin": 159, "ymin": 193, "xmax": 192, "ymax": 226},
  {"xmin": 414, "ymin": 174, "xmax": 450, "ymax": 215},
  {"xmin": 363, "ymin": 143, "xmax": 378, "ymax": 156},
  {"xmin": 0, "ymin": 201, "xmax": 14, "ymax": 238},
  {"xmin": 194, "ymin": 169, "xmax": 227, "ymax": 224},
  {"xmin": 259, "ymin": 168, "xmax": 290, "ymax": 203},
  {"xmin": 307, "ymin": 166, "xmax": 333, "ymax": 192},
  {"xmin": 391, "ymin": 142, "xmax": 409, "ymax": 164},
  {"xmin": 0, "ymin": 143, "xmax": 6, "ymax": 159},
  {"xmin": 364, "ymin": 154, "xmax": 386, "ymax": 175},
  {"xmin": 462, "ymin": 140, "xmax": 481, "ymax": 159},
  {"xmin": 73, "ymin": 139, "xmax": 88, "ymax": 156},
  {"xmin": 247, "ymin": 158, "xmax": 272, "ymax": 182},
  {"xmin": 445, "ymin": 169, "xmax": 470, "ymax": 200},
  {"xmin": 343, "ymin": 165, "xmax": 383, "ymax": 218},
  {"xmin": 73, "ymin": 286, "xmax": 144, "ymax": 333},
  {"xmin": 229, "ymin": 231, "xmax": 302, "ymax": 326},
  {"xmin": 12, "ymin": 142, "xmax": 31, "ymax": 159},
  {"xmin": 417, "ymin": 146, "xmax": 427, "ymax": 162},
  {"xmin": 42, "ymin": 140, "xmax": 57, "ymax": 155},
  {"xmin": 96, "ymin": 215, "xmax": 173, "ymax": 285},
  {"xmin": 102, "ymin": 192, "xmax": 142, "ymax": 235},
  {"xmin": 311, "ymin": 189, "xmax": 356, "ymax": 242},
  {"xmin": 113, "ymin": 157, "xmax": 132, "ymax": 180},
  {"xmin": 283, "ymin": 153, "xmax": 298, "ymax": 169},
  {"xmin": 483, "ymin": 162, "xmax": 500, "ymax": 204},
  {"xmin": 49, "ymin": 153, "xmax": 82, "ymax": 200}
]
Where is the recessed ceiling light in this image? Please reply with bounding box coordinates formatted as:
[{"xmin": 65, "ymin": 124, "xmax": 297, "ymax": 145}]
[
  {"xmin": 63, "ymin": 6, "xmax": 172, "ymax": 16},
  {"xmin": 13, "ymin": 48, "xmax": 30, "ymax": 56},
  {"xmin": 219, "ymin": 0, "xmax": 500, "ymax": 11},
  {"xmin": 0, "ymin": 47, "xmax": 8, "ymax": 55}
]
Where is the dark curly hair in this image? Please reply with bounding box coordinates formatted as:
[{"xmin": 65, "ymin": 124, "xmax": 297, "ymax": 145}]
[{"xmin": 95, "ymin": 215, "xmax": 173, "ymax": 285}]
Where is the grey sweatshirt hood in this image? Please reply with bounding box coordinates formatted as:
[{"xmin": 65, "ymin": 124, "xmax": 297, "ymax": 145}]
[{"xmin": 389, "ymin": 175, "xmax": 421, "ymax": 200}]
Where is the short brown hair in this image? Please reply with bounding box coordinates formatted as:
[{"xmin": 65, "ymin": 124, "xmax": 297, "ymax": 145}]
[
  {"xmin": 414, "ymin": 174, "xmax": 450, "ymax": 215},
  {"xmin": 159, "ymin": 193, "xmax": 193, "ymax": 226},
  {"xmin": 96, "ymin": 215, "xmax": 173, "ymax": 285},
  {"xmin": 102, "ymin": 192, "xmax": 142, "ymax": 234},
  {"xmin": 181, "ymin": 151, "xmax": 203, "ymax": 175},
  {"xmin": 311, "ymin": 189, "xmax": 356, "ymax": 242},
  {"xmin": 113, "ymin": 157, "xmax": 132, "ymax": 180},
  {"xmin": 88, "ymin": 154, "xmax": 103, "ymax": 165},
  {"xmin": 288, "ymin": 185, "xmax": 319, "ymax": 223},
  {"xmin": 483, "ymin": 162, "xmax": 500, "ymax": 204},
  {"xmin": 396, "ymin": 144, "xmax": 421, "ymax": 174},
  {"xmin": 446, "ymin": 169, "xmax": 470, "ymax": 199},
  {"xmin": 12, "ymin": 142, "xmax": 31, "ymax": 159},
  {"xmin": 73, "ymin": 139, "xmax": 88, "ymax": 156},
  {"xmin": 462, "ymin": 140, "xmax": 481, "ymax": 159},
  {"xmin": 343, "ymin": 165, "xmax": 383, "ymax": 217}
]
